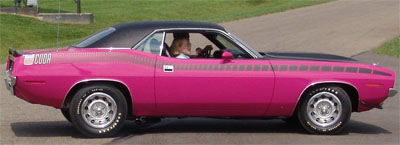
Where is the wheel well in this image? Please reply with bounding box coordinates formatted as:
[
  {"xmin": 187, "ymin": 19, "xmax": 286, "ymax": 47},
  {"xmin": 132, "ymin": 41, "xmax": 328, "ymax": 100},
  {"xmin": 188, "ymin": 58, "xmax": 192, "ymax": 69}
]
[
  {"xmin": 62, "ymin": 80, "xmax": 133, "ymax": 117},
  {"xmin": 298, "ymin": 83, "xmax": 359, "ymax": 112}
]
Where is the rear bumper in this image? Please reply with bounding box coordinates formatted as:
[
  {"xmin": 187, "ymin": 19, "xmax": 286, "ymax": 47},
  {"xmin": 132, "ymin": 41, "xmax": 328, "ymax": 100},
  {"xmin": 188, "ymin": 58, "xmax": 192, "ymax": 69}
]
[
  {"xmin": 388, "ymin": 88, "xmax": 397, "ymax": 97},
  {"xmin": 4, "ymin": 70, "xmax": 16, "ymax": 95}
]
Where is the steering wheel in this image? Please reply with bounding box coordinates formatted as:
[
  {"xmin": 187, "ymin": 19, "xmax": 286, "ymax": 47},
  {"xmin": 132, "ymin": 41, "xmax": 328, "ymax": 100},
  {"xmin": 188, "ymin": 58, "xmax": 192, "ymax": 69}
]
[{"xmin": 196, "ymin": 45, "xmax": 213, "ymax": 58}]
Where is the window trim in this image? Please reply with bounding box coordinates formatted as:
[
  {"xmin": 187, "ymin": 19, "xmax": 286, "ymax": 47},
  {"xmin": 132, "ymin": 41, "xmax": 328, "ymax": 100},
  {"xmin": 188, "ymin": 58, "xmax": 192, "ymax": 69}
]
[
  {"xmin": 131, "ymin": 28, "xmax": 261, "ymax": 58},
  {"xmin": 158, "ymin": 32, "xmax": 166, "ymax": 56}
]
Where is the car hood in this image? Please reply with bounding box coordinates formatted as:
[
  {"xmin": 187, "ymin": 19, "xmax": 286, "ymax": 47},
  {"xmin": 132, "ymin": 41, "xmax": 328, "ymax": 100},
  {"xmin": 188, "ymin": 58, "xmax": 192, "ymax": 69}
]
[{"xmin": 261, "ymin": 52, "xmax": 359, "ymax": 63}]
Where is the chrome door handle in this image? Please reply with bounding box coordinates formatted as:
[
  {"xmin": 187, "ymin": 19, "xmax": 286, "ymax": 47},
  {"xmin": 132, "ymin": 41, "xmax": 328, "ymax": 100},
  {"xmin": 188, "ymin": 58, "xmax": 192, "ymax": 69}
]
[{"xmin": 163, "ymin": 65, "xmax": 174, "ymax": 72}]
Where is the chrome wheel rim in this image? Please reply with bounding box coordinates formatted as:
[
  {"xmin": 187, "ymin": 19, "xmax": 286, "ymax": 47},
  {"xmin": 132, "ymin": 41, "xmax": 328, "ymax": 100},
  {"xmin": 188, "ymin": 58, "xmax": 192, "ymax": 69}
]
[
  {"xmin": 307, "ymin": 91, "xmax": 342, "ymax": 127},
  {"xmin": 81, "ymin": 92, "xmax": 117, "ymax": 128}
]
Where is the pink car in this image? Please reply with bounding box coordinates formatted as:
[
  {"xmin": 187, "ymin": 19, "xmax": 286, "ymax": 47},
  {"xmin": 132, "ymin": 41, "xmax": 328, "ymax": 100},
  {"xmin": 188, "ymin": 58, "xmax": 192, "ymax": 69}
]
[{"xmin": 4, "ymin": 21, "xmax": 397, "ymax": 137}]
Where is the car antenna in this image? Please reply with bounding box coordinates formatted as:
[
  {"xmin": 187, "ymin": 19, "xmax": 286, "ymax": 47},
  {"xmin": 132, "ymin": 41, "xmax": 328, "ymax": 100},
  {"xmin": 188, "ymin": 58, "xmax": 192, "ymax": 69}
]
[{"xmin": 56, "ymin": 0, "xmax": 61, "ymax": 52}]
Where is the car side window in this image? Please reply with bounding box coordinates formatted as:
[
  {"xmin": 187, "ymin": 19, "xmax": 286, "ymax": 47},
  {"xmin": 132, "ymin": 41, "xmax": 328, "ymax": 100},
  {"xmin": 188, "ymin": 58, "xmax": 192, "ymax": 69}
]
[
  {"xmin": 162, "ymin": 31, "xmax": 251, "ymax": 59},
  {"xmin": 135, "ymin": 32, "xmax": 163, "ymax": 54},
  {"xmin": 214, "ymin": 34, "xmax": 251, "ymax": 59},
  {"xmin": 73, "ymin": 27, "xmax": 116, "ymax": 48}
]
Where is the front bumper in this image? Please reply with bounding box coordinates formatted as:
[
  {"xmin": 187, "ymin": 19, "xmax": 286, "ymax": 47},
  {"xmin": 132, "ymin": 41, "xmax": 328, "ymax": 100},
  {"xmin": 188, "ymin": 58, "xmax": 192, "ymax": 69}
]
[
  {"xmin": 360, "ymin": 88, "xmax": 397, "ymax": 110},
  {"xmin": 4, "ymin": 70, "xmax": 16, "ymax": 95},
  {"xmin": 388, "ymin": 88, "xmax": 398, "ymax": 97}
]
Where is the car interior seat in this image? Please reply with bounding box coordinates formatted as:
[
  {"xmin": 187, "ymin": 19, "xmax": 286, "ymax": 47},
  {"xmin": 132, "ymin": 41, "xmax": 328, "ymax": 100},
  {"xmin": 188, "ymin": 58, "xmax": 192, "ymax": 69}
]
[
  {"xmin": 149, "ymin": 38, "xmax": 161, "ymax": 54},
  {"xmin": 161, "ymin": 43, "xmax": 171, "ymax": 57}
]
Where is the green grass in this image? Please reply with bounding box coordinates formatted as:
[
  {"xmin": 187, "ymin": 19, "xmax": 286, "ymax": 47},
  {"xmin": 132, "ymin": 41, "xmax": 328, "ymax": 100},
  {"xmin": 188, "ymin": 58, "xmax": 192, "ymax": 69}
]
[
  {"xmin": 374, "ymin": 36, "xmax": 400, "ymax": 58},
  {"xmin": 0, "ymin": 0, "xmax": 331, "ymax": 63}
]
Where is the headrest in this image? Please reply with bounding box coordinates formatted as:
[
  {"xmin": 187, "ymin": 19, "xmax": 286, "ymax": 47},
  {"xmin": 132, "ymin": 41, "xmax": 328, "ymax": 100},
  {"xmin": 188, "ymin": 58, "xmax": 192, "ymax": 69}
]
[{"xmin": 173, "ymin": 33, "xmax": 189, "ymax": 39}]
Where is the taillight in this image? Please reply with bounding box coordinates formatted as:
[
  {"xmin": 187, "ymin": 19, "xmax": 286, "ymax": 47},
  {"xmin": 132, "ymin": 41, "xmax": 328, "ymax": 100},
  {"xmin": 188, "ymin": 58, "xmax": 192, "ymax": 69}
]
[
  {"xmin": 6, "ymin": 56, "xmax": 14, "ymax": 72},
  {"xmin": 8, "ymin": 60, "xmax": 14, "ymax": 72}
]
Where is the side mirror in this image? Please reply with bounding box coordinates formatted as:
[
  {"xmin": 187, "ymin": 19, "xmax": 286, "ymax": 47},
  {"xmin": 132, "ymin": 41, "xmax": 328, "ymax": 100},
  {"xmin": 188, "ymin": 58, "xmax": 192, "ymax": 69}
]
[{"xmin": 222, "ymin": 51, "xmax": 233, "ymax": 61}]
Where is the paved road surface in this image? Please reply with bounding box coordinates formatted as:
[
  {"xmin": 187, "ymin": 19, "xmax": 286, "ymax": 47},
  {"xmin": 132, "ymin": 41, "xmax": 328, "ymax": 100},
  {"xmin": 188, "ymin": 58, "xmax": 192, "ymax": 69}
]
[
  {"xmin": 1, "ymin": 0, "xmax": 399, "ymax": 144},
  {"xmin": 222, "ymin": 0, "xmax": 399, "ymax": 57}
]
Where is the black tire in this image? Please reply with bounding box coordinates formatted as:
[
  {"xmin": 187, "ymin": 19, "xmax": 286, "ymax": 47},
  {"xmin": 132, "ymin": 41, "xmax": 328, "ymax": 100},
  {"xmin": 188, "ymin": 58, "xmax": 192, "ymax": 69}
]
[
  {"xmin": 297, "ymin": 86, "xmax": 351, "ymax": 134},
  {"xmin": 61, "ymin": 108, "xmax": 71, "ymax": 123},
  {"xmin": 69, "ymin": 84, "xmax": 128, "ymax": 138}
]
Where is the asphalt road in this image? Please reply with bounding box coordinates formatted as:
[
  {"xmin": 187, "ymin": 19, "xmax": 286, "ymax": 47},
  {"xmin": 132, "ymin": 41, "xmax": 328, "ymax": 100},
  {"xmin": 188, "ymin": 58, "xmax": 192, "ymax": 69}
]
[
  {"xmin": 1, "ymin": 0, "xmax": 399, "ymax": 144},
  {"xmin": 222, "ymin": 0, "xmax": 399, "ymax": 57}
]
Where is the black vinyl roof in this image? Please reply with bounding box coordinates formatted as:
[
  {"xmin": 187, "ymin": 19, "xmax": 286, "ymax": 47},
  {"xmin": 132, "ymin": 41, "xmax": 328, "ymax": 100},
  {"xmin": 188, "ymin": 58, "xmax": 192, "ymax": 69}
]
[{"xmin": 75, "ymin": 21, "xmax": 226, "ymax": 48}]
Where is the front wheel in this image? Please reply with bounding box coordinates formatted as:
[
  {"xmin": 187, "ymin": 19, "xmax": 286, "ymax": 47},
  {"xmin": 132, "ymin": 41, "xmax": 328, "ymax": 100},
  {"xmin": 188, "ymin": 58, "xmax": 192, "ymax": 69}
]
[
  {"xmin": 69, "ymin": 84, "xmax": 127, "ymax": 138},
  {"xmin": 297, "ymin": 86, "xmax": 351, "ymax": 134},
  {"xmin": 61, "ymin": 108, "xmax": 71, "ymax": 123}
]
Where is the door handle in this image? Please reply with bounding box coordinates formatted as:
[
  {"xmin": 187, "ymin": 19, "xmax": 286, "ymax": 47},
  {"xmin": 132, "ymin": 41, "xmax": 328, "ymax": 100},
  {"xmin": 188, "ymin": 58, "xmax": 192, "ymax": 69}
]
[{"xmin": 163, "ymin": 65, "xmax": 174, "ymax": 72}]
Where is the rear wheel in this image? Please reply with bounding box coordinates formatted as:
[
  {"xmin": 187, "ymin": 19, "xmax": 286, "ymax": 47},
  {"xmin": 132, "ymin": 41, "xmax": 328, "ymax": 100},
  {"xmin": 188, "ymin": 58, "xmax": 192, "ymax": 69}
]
[
  {"xmin": 69, "ymin": 84, "xmax": 127, "ymax": 138},
  {"xmin": 297, "ymin": 86, "xmax": 351, "ymax": 134}
]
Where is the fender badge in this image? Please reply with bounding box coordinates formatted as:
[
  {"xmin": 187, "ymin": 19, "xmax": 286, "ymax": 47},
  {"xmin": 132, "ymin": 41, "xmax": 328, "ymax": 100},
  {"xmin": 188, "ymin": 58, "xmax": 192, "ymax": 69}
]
[
  {"xmin": 23, "ymin": 53, "xmax": 52, "ymax": 65},
  {"xmin": 23, "ymin": 54, "xmax": 35, "ymax": 65}
]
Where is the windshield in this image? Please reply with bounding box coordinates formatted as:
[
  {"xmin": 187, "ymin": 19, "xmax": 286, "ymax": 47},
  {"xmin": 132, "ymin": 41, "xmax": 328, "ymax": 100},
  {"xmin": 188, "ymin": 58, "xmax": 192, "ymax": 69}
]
[
  {"xmin": 230, "ymin": 34, "xmax": 262, "ymax": 58},
  {"xmin": 72, "ymin": 27, "xmax": 116, "ymax": 48}
]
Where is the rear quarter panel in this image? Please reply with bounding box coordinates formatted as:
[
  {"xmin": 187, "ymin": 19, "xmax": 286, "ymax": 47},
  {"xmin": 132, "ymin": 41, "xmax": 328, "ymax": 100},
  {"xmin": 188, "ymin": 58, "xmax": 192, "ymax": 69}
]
[{"xmin": 12, "ymin": 48, "xmax": 157, "ymax": 115}]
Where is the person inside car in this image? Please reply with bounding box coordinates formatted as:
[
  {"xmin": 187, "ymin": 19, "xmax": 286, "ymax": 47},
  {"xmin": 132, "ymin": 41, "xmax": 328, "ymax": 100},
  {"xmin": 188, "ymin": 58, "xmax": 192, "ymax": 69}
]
[
  {"xmin": 170, "ymin": 33, "xmax": 214, "ymax": 59},
  {"xmin": 171, "ymin": 33, "xmax": 191, "ymax": 59}
]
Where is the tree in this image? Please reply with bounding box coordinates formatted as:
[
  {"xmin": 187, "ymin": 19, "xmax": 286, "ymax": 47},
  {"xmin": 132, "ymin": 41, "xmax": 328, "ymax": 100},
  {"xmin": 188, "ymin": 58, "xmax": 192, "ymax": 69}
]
[{"xmin": 74, "ymin": 0, "xmax": 81, "ymax": 13}]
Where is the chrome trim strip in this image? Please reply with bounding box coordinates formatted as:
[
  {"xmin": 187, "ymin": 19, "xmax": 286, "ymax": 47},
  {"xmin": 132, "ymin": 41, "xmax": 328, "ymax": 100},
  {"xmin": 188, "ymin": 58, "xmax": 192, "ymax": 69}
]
[
  {"xmin": 61, "ymin": 78, "xmax": 133, "ymax": 108},
  {"xmin": 290, "ymin": 81, "xmax": 359, "ymax": 115},
  {"xmin": 95, "ymin": 47, "xmax": 131, "ymax": 50},
  {"xmin": 132, "ymin": 28, "xmax": 260, "ymax": 59},
  {"xmin": 230, "ymin": 34, "xmax": 262, "ymax": 58},
  {"xmin": 159, "ymin": 32, "xmax": 166, "ymax": 56}
]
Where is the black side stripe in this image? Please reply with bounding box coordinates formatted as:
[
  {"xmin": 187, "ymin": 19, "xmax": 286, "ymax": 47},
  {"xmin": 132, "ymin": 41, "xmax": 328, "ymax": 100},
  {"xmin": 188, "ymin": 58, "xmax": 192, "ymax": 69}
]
[
  {"xmin": 359, "ymin": 68, "xmax": 372, "ymax": 74},
  {"xmin": 71, "ymin": 53, "xmax": 391, "ymax": 77},
  {"xmin": 310, "ymin": 66, "xmax": 320, "ymax": 71},
  {"xmin": 321, "ymin": 66, "xmax": 331, "ymax": 72},
  {"xmin": 289, "ymin": 65, "xmax": 297, "ymax": 71},
  {"xmin": 232, "ymin": 65, "xmax": 238, "ymax": 71},
  {"xmin": 254, "ymin": 65, "xmax": 260, "ymax": 71},
  {"xmin": 271, "ymin": 65, "xmax": 278, "ymax": 71},
  {"xmin": 373, "ymin": 70, "xmax": 391, "ymax": 76},
  {"xmin": 146, "ymin": 58, "xmax": 391, "ymax": 77},
  {"xmin": 239, "ymin": 65, "xmax": 245, "ymax": 71},
  {"xmin": 226, "ymin": 65, "xmax": 231, "ymax": 71},
  {"xmin": 299, "ymin": 65, "xmax": 308, "ymax": 71},
  {"xmin": 346, "ymin": 67, "xmax": 357, "ymax": 73},
  {"xmin": 333, "ymin": 66, "xmax": 344, "ymax": 72},
  {"xmin": 280, "ymin": 65, "xmax": 288, "ymax": 71},
  {"xmin": 262, "ymin": 65, "xmax": 269, "ymax": 71},
  {"xmin": 246, "ymin": 65, "xmax": 252, "ymax": 71}
]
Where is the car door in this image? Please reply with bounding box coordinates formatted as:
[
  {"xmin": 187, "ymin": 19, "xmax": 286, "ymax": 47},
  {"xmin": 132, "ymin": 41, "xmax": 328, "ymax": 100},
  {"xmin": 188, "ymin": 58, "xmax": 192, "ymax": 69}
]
[{"xmin": 154, "ymin": 30, "xmax": 275, "ymax": 116}]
